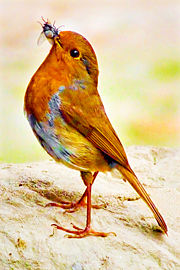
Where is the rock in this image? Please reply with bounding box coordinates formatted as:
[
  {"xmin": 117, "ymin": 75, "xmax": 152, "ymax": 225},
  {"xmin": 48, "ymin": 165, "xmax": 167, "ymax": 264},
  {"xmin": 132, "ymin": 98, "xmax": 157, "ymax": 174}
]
[{"xmin": 0, "ymin": 146, "xmax": 180, "ymax": 270}]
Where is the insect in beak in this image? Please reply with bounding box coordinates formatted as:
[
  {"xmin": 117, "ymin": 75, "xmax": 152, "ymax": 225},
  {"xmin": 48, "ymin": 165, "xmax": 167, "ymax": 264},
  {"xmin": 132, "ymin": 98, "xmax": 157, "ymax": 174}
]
[{"xmin": 37, "ymin": 17, "xmax": 62, "ymax": 45}]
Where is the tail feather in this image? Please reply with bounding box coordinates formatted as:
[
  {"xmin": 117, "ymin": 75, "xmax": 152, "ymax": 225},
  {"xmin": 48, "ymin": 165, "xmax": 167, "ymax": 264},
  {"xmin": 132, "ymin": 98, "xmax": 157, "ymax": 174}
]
[{"xmin": 119, "ymin": 166, "xmax": 168, "ymax": 234}]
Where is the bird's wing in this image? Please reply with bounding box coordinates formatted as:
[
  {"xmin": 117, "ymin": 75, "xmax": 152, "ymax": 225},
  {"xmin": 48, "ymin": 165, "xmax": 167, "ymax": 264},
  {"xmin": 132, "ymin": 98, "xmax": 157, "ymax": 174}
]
[{"xmin": 60, "ymin": 91, "xmax": 131, "ymax": 171}]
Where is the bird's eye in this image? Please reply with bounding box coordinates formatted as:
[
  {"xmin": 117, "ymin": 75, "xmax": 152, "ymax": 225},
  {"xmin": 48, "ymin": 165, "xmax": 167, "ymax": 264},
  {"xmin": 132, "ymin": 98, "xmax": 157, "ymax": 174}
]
[{"xmin": 70, "ymin": 49, "xmax": 80, "ymax": 58}]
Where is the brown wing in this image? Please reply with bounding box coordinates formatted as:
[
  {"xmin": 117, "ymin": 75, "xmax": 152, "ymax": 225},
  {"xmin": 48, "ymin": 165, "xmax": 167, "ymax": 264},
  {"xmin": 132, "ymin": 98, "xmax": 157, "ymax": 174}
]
[{"xmin": 60, "ymin": 91, "xmax": 131, "ymax": 171}]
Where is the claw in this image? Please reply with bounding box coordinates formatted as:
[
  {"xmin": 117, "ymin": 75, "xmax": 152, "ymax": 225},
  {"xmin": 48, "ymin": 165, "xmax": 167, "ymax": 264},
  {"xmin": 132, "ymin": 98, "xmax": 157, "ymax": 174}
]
[
  {"xmin": 51, "ymin": 223, "xmax": 116, "ymax": 238},
  {"xmin": 45, "ymin": 202, "xmax": 70, "ymax": 208},
  {"xmin": 71, "ymin": 223, "xmax": 82, "ymax": 230}
]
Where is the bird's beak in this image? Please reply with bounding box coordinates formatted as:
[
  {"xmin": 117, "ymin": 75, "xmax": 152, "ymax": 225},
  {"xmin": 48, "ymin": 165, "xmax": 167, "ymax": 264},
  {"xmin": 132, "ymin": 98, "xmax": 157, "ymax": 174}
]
[{"xmin": 54, "ymin": 35, "xmax": 62, "ymax": 48}]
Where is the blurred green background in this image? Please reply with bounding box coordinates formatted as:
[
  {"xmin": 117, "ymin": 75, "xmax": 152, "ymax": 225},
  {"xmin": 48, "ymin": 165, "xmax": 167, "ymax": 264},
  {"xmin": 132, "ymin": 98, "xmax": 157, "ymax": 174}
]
[{"xmin": 0, "ymin": 0, "xmax": 180, "ymax": 163}]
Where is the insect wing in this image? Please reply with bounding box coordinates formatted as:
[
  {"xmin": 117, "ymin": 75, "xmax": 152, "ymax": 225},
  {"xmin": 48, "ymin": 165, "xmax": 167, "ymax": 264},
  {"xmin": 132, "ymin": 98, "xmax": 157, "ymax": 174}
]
[{"xmin": 37, "ymin": 31, "xmax": 46, "ymax": 46}]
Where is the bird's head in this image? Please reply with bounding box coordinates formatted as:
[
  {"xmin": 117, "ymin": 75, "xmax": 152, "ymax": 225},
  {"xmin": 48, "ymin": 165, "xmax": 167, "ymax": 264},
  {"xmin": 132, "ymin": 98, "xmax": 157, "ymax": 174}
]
[{"xmin": 39, "ymin": 19, "xmax": 99, "ymax": 86}]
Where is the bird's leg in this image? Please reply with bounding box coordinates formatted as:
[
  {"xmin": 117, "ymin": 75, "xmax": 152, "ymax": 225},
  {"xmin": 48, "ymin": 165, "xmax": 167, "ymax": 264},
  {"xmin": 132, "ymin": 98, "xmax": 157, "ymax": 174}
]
[
  {"xmin": 46, "ymin": 171, "xmax": 103, "ymax": 212},
  {"xmin": 51, "ymin": 171, "xmax": 116, "ymax": 238}
]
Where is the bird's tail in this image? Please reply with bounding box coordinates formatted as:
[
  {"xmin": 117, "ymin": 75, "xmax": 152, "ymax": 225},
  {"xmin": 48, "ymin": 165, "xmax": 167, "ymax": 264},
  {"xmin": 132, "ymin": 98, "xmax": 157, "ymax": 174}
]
[{"xmin": 117, "ymin": 165, "xmax": 168, "ymax": 234}]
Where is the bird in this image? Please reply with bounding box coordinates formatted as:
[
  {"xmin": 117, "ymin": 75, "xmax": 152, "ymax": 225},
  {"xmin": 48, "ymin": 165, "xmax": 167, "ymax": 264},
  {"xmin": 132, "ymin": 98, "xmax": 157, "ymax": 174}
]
[{"xmin": 24, "ymin": 19, "xmax": 168, "ymax": 238}]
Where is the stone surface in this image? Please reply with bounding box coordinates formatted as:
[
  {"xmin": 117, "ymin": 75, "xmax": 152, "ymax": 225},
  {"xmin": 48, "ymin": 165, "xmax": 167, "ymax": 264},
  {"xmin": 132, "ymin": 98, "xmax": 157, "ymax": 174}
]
[{"xmin": 0, "ymin": 146, "xmax": 180, "ymax": 270}]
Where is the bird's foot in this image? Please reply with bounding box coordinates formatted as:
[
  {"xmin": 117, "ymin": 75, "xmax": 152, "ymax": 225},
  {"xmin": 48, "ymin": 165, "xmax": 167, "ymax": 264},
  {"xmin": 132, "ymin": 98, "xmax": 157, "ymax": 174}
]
[
  {"xmin": 51, "ymin": 223, "xmax": 116, "ymax": 238},
  {"xmin": 45, "ymin": 197, "xmax": 86, "ymax": 212},
  {"xmin": 45, "ymin": 199, "xmax": 104, "ymax": 213},
  {"xmin": 64, "ymin": 202, "xmax": 104, "ymax": 213}
]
